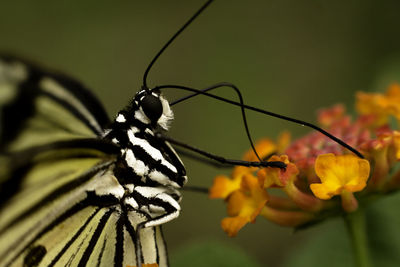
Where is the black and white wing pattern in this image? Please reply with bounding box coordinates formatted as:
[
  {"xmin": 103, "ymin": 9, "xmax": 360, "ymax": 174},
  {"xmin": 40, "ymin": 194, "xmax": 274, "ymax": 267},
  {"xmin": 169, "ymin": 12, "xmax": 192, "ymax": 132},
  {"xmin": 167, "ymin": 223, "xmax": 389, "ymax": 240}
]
[{"xmin": 0, "ymin": 56, "xmax": 174, "ymax": 267}]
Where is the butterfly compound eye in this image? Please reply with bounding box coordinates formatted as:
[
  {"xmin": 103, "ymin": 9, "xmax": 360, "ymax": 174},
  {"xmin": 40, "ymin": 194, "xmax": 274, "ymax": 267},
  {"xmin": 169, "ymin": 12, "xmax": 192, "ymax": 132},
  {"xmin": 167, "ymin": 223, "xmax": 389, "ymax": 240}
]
[{"xmin": 141, "ymin": 94, "xmax": 163, "ymax": 123}]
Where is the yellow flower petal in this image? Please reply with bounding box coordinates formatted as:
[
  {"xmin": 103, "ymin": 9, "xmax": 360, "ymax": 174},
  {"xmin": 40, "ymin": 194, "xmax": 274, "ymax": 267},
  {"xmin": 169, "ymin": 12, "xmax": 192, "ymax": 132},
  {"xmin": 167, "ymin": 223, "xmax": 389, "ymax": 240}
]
[
  {"xmin": 310, "ymin": 183, "xmax": 340, "ymax": 200},
  {"xmin": 310, "ymin": 153, "xmax": 370, "ymax": 200}
]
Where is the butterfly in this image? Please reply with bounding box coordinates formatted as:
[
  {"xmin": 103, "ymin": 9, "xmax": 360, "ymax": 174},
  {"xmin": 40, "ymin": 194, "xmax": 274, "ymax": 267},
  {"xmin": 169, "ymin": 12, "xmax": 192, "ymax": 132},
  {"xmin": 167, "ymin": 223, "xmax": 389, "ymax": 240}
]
[
  {"xmin": 0, "ymin": 53, "xmax": 181, "ymax": 266},
  {"xmin": 0, "ymin": 1, "xmax": 365, "ymax": 266}
]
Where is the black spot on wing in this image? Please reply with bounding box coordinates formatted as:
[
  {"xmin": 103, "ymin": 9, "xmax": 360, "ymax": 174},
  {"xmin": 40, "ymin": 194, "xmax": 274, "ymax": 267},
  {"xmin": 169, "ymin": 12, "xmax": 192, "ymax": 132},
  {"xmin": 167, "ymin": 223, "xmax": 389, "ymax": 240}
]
[
  {"xmin": 2, "ymin": 192, "xmax": 120, "ymax": 266},
  {"xmin": 2, "ymin": 199, "xmax": 92, "ymax": 266},
  {"xmin": 23, "ymin": 245, "xmax": 46, "ymax": 267}
]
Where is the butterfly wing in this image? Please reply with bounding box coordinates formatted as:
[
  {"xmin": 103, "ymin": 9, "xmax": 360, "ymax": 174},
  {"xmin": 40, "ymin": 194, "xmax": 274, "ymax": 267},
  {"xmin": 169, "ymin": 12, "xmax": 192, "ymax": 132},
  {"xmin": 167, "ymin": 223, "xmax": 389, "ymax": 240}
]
[
  {"xmin": 0, "ymin": 57, "xmax": 169, "ymax": 267},
  {"xmin": 0, "ymin": 55, "xmax": 109, "ymax": 152}
]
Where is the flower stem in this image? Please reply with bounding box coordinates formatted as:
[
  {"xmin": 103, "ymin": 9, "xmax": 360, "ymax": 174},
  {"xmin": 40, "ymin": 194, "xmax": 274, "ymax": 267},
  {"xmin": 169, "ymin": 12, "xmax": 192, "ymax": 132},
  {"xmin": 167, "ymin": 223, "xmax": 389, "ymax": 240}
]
[{"xmin": 344, "ymin": 208, "xmax": 372, "ymax": 267}]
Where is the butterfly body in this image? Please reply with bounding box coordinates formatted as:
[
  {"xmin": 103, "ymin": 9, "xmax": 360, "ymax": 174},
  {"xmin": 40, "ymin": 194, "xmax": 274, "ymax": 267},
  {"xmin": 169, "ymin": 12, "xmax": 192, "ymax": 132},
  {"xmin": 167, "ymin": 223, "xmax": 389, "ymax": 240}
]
[
  {"xmin": 104, "ymin": 89, "xmax": 187, "ymax": 229},
  {"xmin": 0, "ymin": 57, "xmax": 183, "ymax": 266}
]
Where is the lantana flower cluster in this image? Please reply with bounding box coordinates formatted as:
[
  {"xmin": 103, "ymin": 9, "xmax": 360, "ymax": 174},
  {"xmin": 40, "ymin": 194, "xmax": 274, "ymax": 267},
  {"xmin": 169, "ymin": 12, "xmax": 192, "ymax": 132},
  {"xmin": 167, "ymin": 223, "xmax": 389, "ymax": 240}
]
[{"xmin": 210, "ymin": 84, "xmax": 400, "ymax": 237}]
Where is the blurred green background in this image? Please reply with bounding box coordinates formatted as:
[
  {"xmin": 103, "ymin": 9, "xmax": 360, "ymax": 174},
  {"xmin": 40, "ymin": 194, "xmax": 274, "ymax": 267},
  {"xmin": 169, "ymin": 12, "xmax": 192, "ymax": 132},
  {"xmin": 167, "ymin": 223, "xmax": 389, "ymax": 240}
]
[{"xmin": 2, "ymin": 0, "xmax": 400, "ymax": 266}]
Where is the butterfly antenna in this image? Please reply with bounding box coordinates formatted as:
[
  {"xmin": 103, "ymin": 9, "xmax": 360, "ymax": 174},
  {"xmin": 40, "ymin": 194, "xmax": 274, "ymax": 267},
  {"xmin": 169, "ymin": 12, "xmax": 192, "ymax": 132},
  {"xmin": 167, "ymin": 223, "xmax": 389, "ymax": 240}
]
[
  {"xmin": 142, "ymin": 0, "xmax": 214, "ymax": 91},
  {"xmin": 152, "ymin": 83, "xmax": 365, "ymax": 159},
  {"xmin": 155, "ymin": 82, "xmax": 261, "ymax": 163},
  {"xmin": 171, "ymin": 81, "xmax": 263, "ymax": 162}
]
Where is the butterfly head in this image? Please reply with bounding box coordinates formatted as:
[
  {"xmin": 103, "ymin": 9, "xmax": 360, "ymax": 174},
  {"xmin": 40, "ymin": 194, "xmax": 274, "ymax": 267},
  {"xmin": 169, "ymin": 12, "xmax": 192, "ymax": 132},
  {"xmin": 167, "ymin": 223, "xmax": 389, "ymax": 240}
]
[{"xmin": 134, "ymin": 89, "xmax": 174, "ymax": 130}]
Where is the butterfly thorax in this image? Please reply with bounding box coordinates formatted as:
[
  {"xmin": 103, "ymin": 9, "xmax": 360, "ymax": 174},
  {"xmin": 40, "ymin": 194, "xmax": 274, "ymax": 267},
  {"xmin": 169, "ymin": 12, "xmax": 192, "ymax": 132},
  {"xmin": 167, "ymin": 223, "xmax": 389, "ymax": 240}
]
[{"xmin": 104, "ymin": 90, "xmax": 187, "ymax": 191}]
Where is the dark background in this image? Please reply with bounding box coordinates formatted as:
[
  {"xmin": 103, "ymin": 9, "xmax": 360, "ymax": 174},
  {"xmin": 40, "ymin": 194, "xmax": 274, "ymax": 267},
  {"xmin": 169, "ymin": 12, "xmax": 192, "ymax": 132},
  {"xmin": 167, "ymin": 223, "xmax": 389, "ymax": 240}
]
[{"xmin": 2, "ymin": 1, "xmax": 400, "ymax": 266}]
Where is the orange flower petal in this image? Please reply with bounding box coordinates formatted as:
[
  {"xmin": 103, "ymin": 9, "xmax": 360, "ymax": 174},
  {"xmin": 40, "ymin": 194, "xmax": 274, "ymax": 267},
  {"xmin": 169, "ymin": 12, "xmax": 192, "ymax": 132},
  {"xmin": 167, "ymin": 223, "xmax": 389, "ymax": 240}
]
[
  {"xmin": 356, "ymin": 83, "xmax": 400, "ymax": 127},
  {"xmin": 226, "ymin": 190, "xmax": 246, "ymax": 216},
  {"xmin": 391, "ymin": 131, "xmax": 400, "ymax": 160},
  {"xmin": 221, "ymin": 216, "xmax": 248, "ymax": 237},
  {"xmin": 257, "ymin": 155, "xmax": 299, "ymax": 188},
  {"xmin": 277, "ymin": 131, "xmax": 291, "ymax": 153},
  {"xmin": 232, "ymin": 166, "xmax": 252, "ymax": 177},
  {"xmin": 221, "ymin": 174, "xmax": 268, "ymax": 236},
  {"xmin": 209, "ymin": 175, "xmax": 241, "ymax": 199},
  {"xmin": 243, "ymin": 139, "xmax": 277, "ymax": 162}
]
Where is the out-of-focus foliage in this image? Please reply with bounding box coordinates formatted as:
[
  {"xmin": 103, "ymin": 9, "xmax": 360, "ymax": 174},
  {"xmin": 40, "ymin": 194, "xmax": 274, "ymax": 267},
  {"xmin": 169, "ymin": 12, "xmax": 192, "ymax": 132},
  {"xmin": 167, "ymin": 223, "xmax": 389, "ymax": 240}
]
[{"xmin": 282, "ymin": 192, "xmax": 400, "ymax": 267}]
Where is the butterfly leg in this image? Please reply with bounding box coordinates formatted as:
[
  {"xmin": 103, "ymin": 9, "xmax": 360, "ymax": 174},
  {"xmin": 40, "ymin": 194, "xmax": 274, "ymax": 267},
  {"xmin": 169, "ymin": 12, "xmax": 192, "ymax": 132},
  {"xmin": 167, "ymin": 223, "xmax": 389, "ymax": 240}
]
[
  {"xmin": 156, "ymin": 133, "xmax": 286, "ymax": 169},
  {"xmin": 128, "ymin": 187, "xmax": 181, "ymax": 267}
]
